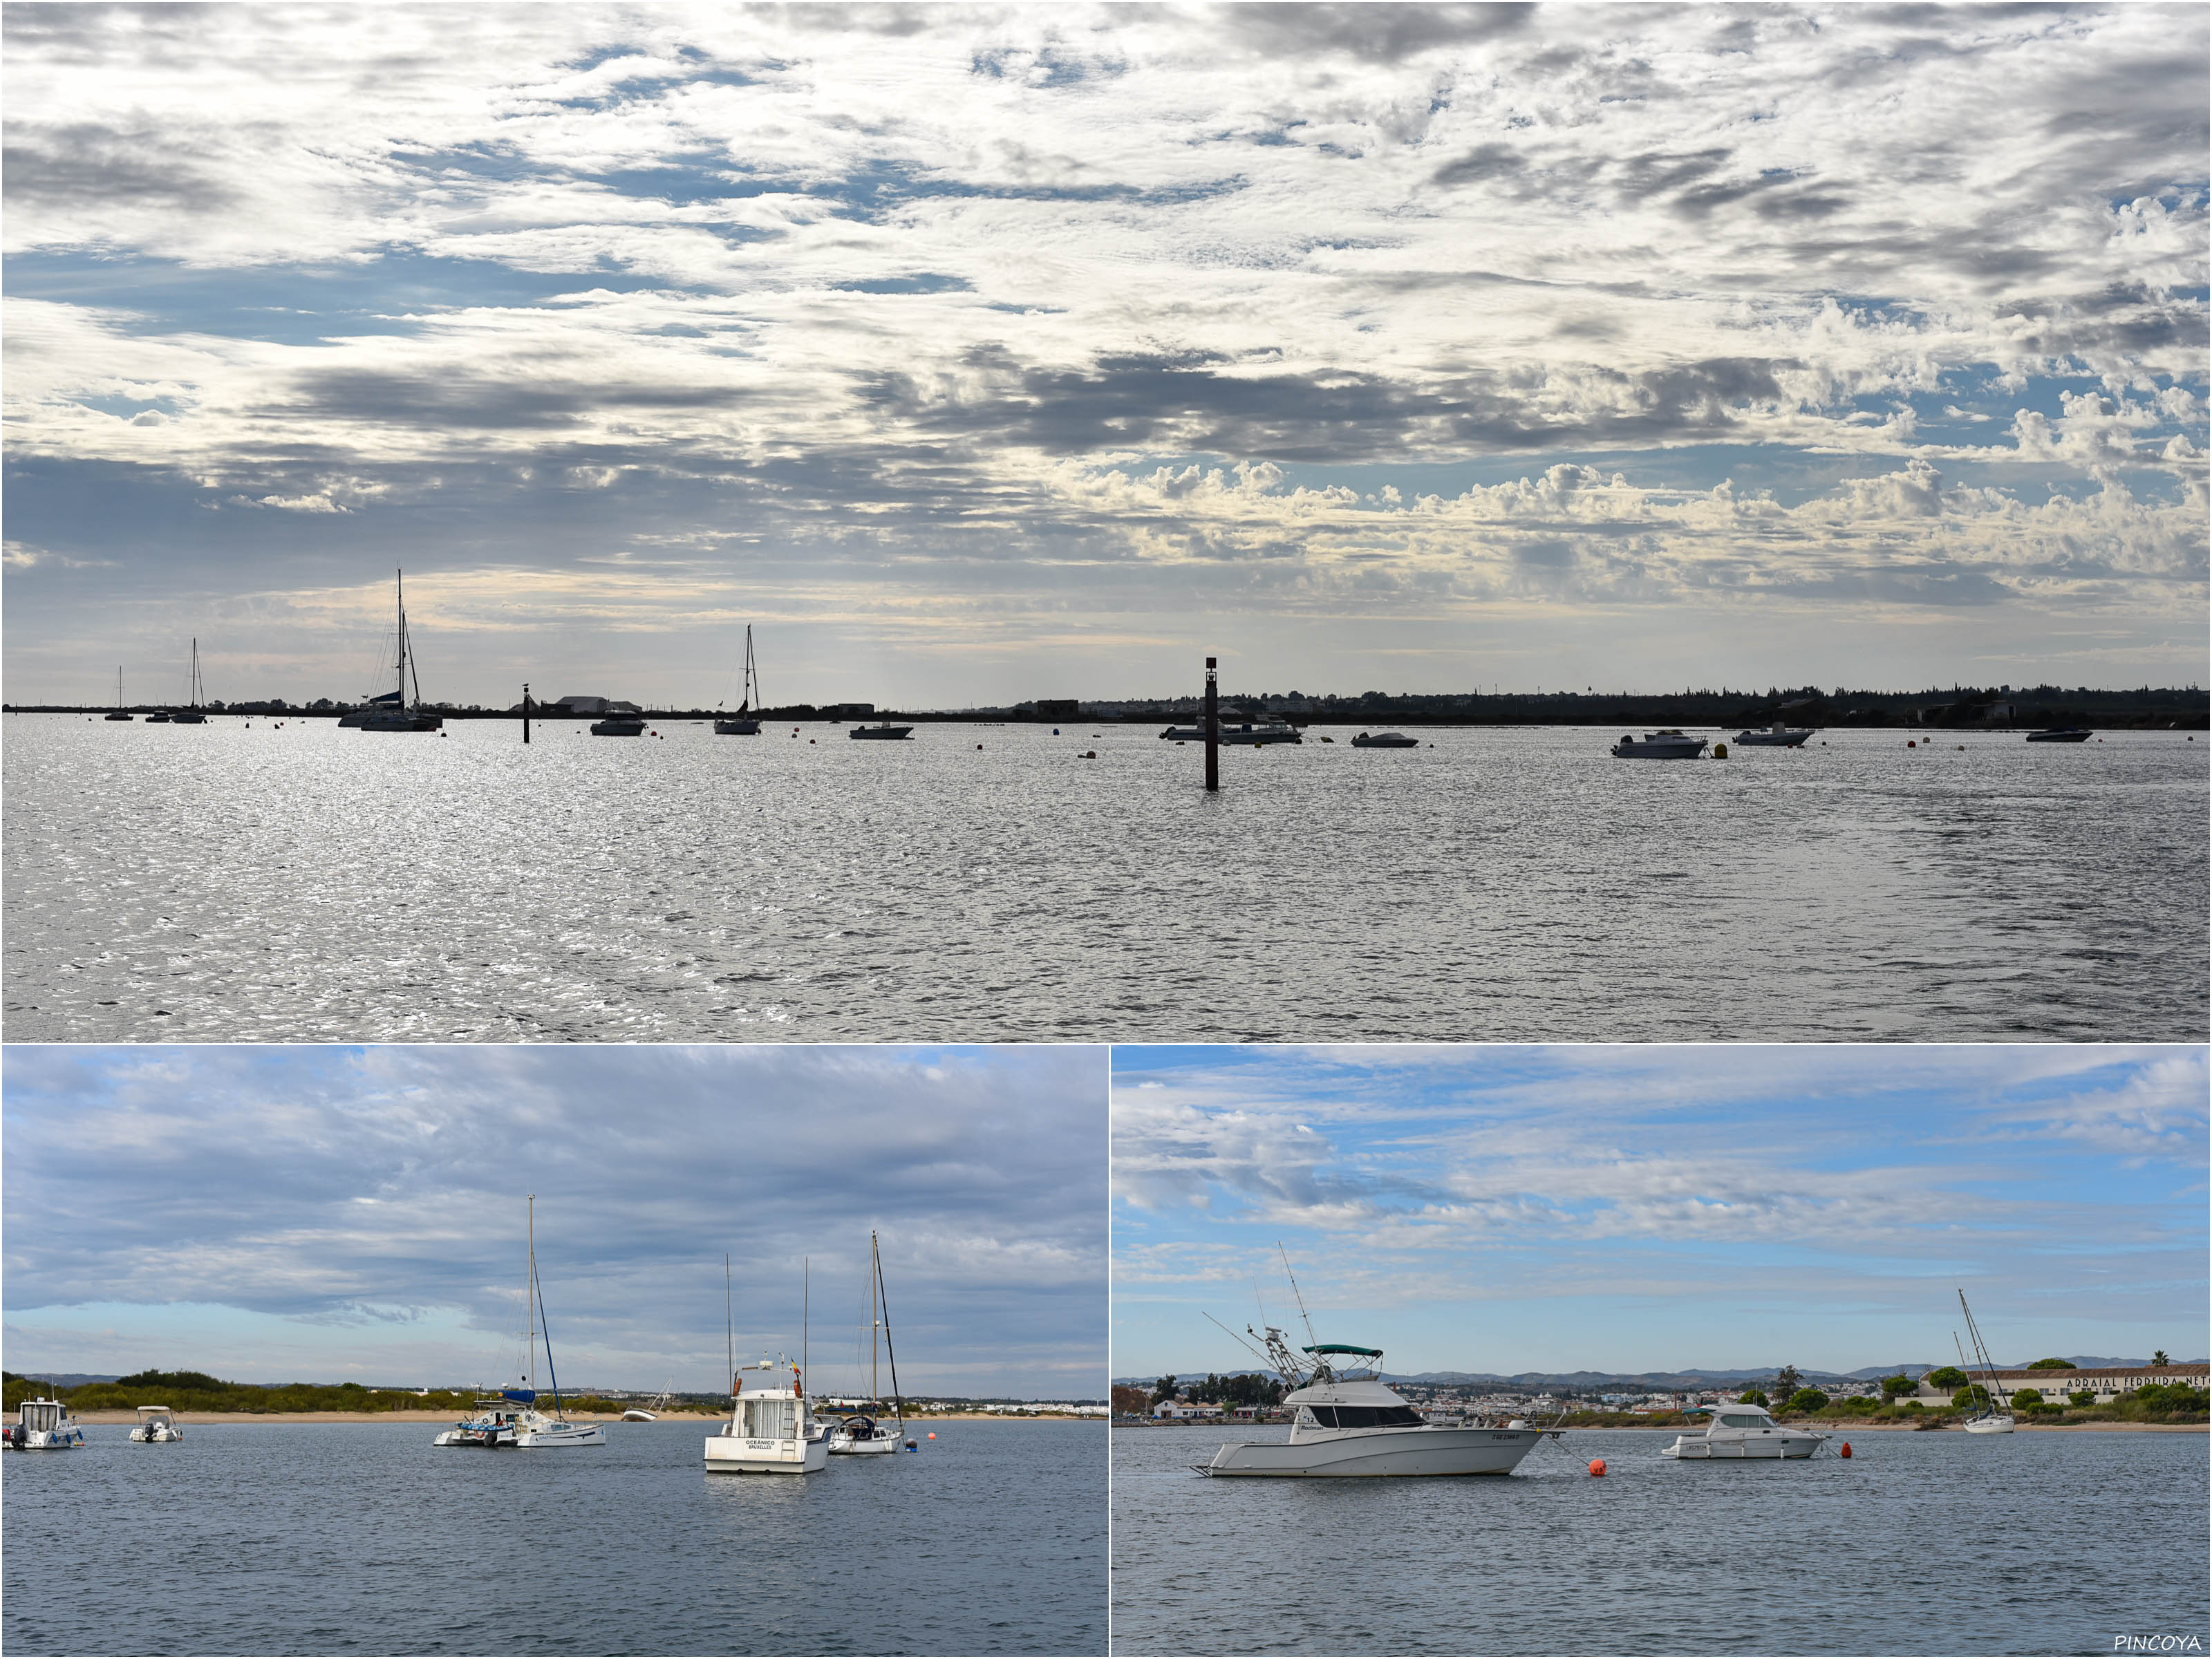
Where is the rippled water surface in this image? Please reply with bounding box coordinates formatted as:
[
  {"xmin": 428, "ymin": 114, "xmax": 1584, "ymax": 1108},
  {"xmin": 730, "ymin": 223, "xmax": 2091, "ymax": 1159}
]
[
  {"xmin": 4, "ymin": 716, "xmax": 2203, "ymax": 1042},
  {"xmin": 2, "ymin": 1418, "xmax": 1102, "ymax": 1656},
  {"xmin": 1110, "ymin": 1425, "xmax": 2208, "ymax": 1656}
]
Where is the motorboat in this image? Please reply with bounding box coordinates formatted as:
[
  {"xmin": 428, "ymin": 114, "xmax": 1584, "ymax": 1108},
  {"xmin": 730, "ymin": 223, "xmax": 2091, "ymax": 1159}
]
[
  {"xmin": 705, "ymin": 1356, "xmax": 827, "ymax": 1474},
  {"xmin": 435, "ymin": 1196, "xmax": 605, "ymax": 1449},
  {"xmin": 129, "ymin": 1405, "xmax": 184, "ymax": 1443},
  {"xmin": 827, "ymin": 1230, "xmax": 910, "ymax": 1456},
  {"xmin": 355, "ymin": 572, "xmax": 444, "ymax": 731},
  {"xmin": 106, "ymin": 667, "xmax": 133, "ymax": 720},
  {"xmin": 1734, "ymin": 722, "xmax": 1812, "ymax": 747},
  {"xmin": 1351, "ymin": 731, "xmax": 1419, "ymax": 748},
  {"xmin": 590, "ymin": 713, "xmax": 646, "ymax": 735},
  {"xmin": 1159, "ymin": 720, "xmax": 1302, "ymax": 744},
  {"xmin": 1660, "ymin": 1403, "xmax": 1826, "ymax": 1459},
  {"xmin": 1611, "ymin": 729, "xmax": 1706, "ymax": 759},
  {"xmin": 715, "ymin": 626, "xmax": 764, "ymax": 734},
  {"xmin": 848, "ymin": 723, "xmax": 913, "ymax": 740},
  {"xmin": 6, "ymin": 1398, "xmax": 86, "ymax": 1450},
  {"xmin": 145, "ymin": 711, "xmax": 173, "ymax": 724},
  {"xmin": 1955, "ymin": 1291, "xmax": 2015, "ymax": 1434},
  {"xmin": 2025, "ymin": 727, "xmax": 2092, "ymax": 743},
  {"xmin": 1192, "ymin": 1329, "xmax": 1544, "ymax": 1478}
]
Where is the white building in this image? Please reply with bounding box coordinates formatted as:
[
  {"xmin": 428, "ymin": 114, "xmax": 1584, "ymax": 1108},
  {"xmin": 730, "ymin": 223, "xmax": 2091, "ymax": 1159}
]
[
  {"xmin": 1909, "ymin": 1362, "xmax": 2205, "ymax": 1409},
  {"xmin": 1152, "ymin": 1399, "xmax": 1225, "ymax": 1420}
]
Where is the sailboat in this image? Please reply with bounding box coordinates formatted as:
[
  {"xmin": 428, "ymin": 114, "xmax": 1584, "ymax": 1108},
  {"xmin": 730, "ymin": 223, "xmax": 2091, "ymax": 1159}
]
[
  {"xmin": 433, "ymin": 1195, "xmax": 606, "ymax": 1448},
  {"xmin": 827, "ymin": 1231, "xmax": 908, "ymax": 1456},
  {"xmin": 715, "ymin": 626, "xmax": 763, "ymax": 735},
  {"xmin": 170, "ymin": 639, "xmax": 209, "ymax": 722},
  {"xmin": 350, "ymin": 570, "xmax": 443, "ymax": 731},
  {"xmin": 105, "ymin": 667, "xmax": 133, "ymax": 720},
  {"xmin": 1957, "ymin": 1290, "xmax": 2015, "ymax": 1434}
]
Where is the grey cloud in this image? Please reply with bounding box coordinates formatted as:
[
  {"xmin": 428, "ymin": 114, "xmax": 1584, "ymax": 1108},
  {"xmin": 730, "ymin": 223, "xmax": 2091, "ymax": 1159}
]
[
  {"xmin": 1235, "ymin": 2, "xmax": 1537, "ymax": 64},
  {"xmin": 1430, "ymin": 142, "xmax": 1524, "ymax": 187},
  {"xmin": 3, "ymin": 124, "xmax": 240, "ymax": 212}
]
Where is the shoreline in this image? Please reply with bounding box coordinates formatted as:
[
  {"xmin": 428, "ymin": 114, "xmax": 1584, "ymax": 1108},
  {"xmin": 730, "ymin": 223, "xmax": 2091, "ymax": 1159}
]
[
  {"xmin": 66, "ymin": 1409, "xmax": 1094, "ymax": 1425},
  {"xmin": 1114, "ymin": 1418, "xmax": 2206, "ymax": 1434}
]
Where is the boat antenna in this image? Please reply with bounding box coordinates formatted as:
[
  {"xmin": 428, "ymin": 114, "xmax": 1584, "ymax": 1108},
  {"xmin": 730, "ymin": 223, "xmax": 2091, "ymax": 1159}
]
[
  {"xmin": 726, "ymin": 1253, "xmax": 734, "ymax": 1396},
  {"xmin": 874, "ymin": 1231, "xmax": 904, "ymax": 1434},
  {"xmin": 1277, "ymin": 1242, "xmax": 1319, "ymax": 1351}
]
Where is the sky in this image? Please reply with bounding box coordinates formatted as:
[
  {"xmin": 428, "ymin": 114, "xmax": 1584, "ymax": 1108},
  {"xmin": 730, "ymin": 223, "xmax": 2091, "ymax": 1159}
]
[
  {"xmin": 1110, "ymin": 1044, "xmax": 2209, "ymax": 1379},
  {"xmin": 3, "ymin": 1044, "xmax": 1107, "ymax": 1396},
  {"xmin": 3, "ymin": 3, "xmax": 2204, "ymax": 711}
]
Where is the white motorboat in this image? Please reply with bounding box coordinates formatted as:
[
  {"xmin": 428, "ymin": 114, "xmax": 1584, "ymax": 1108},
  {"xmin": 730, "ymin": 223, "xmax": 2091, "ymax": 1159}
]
[
  {"xmin": 1956, "ymin": 1291, "xmax": 2015, "ymax": 1434},
  {"xmin": 1351, "ymin": 731, "xmax": 1420, "ymax": 748},
  {"xmin": 435, "ymin": 1195, "xmax": 605, "ymax": 1449},
  {"xmin": 2025, "ymin": 727, "xmax": 2092, "ymax": 743},
  {"xmin": 354, "ymin": 572, "xmax": 444, "ymax": 731},
  {"xmin": 1662, "ymin": 1402, "xmax": 1826, "ymax": 1459},
  {"xmin": 6, "ymin": 1398, "xmax": 86, "ymax": 1450},
  {"xmin": 1611, "ymin": 729, "xmax": 1707, "ymax": 759},
  {"xmin": 715, "ymin": 626, "xmax": 764, "ymax": 734},
  {"xmin": 1192, "ymin": 1323, "xmax": 1545, "ymax": 1479},
  {"xmin": 1734, "ymin": 721, "xmax": 1812, "ymax": 747},
  {"xmin": 590, "ymin": 713, "xmax": 646, "ymax": 736},
  {"xmin": 128, "ymin": 1405, "xmax": 184, "ymax": 1443},
  {"xmin": 828, "ymin": 1230, "xmax": 911, "ymax": 1456},
  {"xmin": 1160, "ymin": 718, "xmax": 1302, "ymax": 744},
  {"xmin": 705, "ymin": 1356, "xmax": 827, "ymax": 1474},
  {"xmin": 848, "ymin": 722, "xmax": 914, "ymax": 740}
]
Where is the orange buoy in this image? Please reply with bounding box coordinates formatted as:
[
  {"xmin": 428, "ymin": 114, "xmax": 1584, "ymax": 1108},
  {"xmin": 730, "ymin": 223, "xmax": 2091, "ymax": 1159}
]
[
  {"xmin": 1588, "ymin": 1458, "xmax": 1606, "ymax": 1477},
  {"xmin": 926, "ymin": 1431, "xmax": 935, "ymax": 1439},
  {"xmin": 1840, "ymin": 1442, "xmax": 1852, "ymax": 1458}
]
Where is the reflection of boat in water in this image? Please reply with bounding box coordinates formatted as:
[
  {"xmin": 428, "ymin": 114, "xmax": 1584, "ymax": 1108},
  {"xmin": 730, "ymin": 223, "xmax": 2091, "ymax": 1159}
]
[
  {"xmin": 2025, "ymin": 727, "xmax": 2092, "ymax": 743},
  {"xmin": 433, "ymin": 1197, "xmax": 606, "ymax": 1449},
  {"xmin": 129, "ymin": 1405, "xmax": 184, "ymax": 1443},
  {"xmin": 1350, "ymin": 731, "xmax": 1418, "ymax": 748},
  {"xmin": 1734, "ymin": 722, "xmax": 1811, "ymax": 747},
  {"xmin": 1611, "ymin": 730, "xmax": 1706, "ymax": 759},
  {"xmin": 353, "ymin": 572, "xmax": 444, "ymax": 731},
  {"xmin": 706, "ymin": 1356, "xmax": 827, "ymax": 1474},
  {"xmin": 1661, "ymin": 1401, "xmax": 1825, "ymax": 1459},
  {"xmin": 6, "ymin": 1398, "xmax": 85, "ymax": 1450},
  {"xmin": 848, "ymin": 723, "xmax": 913, "ymax": 740},
  {"xmin": 829, "ymin": 1231, "xmax": 910, "ymax": 1456},
  {"xmin": 1956, "ymin": 1291, "xmax": 2014, "ymax": 1435},
  {"xmin": 715, "ymin": 626, "xmax": 763, "ymax": 735}
]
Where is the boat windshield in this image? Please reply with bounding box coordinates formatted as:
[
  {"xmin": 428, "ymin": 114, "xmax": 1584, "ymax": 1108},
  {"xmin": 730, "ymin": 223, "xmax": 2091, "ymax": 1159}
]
[
  {"xmin": 1716, "ymin": 1412, "xmax": 1770, "ymax": 1429},
  {"xmin": 1302, "ymin": 1404, "xmax": 1425, "ymax": 1429}
]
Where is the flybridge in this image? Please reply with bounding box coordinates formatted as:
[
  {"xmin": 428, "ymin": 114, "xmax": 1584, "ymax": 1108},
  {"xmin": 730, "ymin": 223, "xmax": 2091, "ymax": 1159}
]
[{"xmin": 1305, "ymin": 1344, "xmax": 1382, "ymax": 1358}]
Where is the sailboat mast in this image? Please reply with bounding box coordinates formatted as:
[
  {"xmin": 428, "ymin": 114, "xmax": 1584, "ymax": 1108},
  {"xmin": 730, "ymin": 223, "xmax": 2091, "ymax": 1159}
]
[
  {"xmin": 872, "ymin": 1232, "xmax": 881, "ymax": 1405},
  {"xmin": 803, "ymin": 1256, "xmax": 809, "ymax": 1396},
  {"xmin": 395, "ymin": 570, "xmax": 407, "ymax": 707},
  {"xmin": 527, "ymin": 1194, "xmax": 536, "ymax": 1395}
]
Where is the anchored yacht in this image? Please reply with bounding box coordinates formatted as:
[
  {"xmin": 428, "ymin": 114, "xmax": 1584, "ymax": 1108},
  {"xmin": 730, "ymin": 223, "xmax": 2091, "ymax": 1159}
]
[
  {"xmin": 434, "ymin": 1196, "xmax": 605, "ymax": 1449},
  {"xmin": 1661, "ymin": 1403, "xmax": 1826, "ymax": 1459},
  {"xmin": 1351, "ymin": 731, "xmax": 1420, "ymax": 748},
  {"xmin": 129, "ymin": 1405, "xmax": 184, "ymax": 1443},
  {"xmin": 1611, "ymin": 730, "xmax": 1707, "ymax": 759},
  {"xmin": 828, "ymin": 1231, "xmax": 910, "ymax": 1456},
  {"xmin": 1734, "ymin": 721, "xmax": 1812, "ymax": 747},
  {"xmin": 1193, "ymin": 1325, "xmax": 1546, "ymax": 1479},
  {"xmin": 6, "ymin": 1398, "xmax": 86, "ymax": 1450},
  {"xmin": 706, "ymin": 1356, "xmax": 827, "ymax": 1474}
]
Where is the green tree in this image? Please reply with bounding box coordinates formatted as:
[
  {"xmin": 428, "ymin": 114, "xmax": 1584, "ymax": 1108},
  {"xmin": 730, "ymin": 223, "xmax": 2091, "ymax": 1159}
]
[
  {"xmin": 1785, "ymin": 1387, "xmax": 1829, "ymax": 1414},
  {"xmin": 1150, "ymin": 1375, "xmax": 1178, "ymax": 1406},
  {"xmin": 2026, "ymin": 1358, "xmax": 2073, "ymax": 1370},
  {"xmin": 1736, "ymin": 1389, "xmax": 1769, "ymax": 1408},
  {"xmin": 1772, "ymin": 1365, "xmax": 1803, "ymax": 1400},
  {"xmin": 2070, "ymin": 1391, "xmax": 2096, "ymax": 1409},
  {"xmin": 1953, "ymin": 1384, "xmax": 1991, "ymax": 1411},
  {"xmin": 2153, "ymin": 1350, "xmax": 2171, "ymax": 1366},
  {"xmin": 2011, "ymin": 1389, "xmax": 2044, "ymax": 1413},
  {"xmin": 1880, "ymin": 1374, "xmax": 1915, "ymax": 1399},
  {"xmin": 1927, "ymin": 1367, "xmax": 1969, "ymax": 1390}
]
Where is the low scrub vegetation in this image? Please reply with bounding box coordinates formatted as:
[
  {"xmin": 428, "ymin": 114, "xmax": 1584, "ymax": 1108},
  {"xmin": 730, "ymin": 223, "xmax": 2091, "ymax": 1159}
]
[{"xmin": 2, "ymin": 1369, "xmax": 630, "ymax": 1417}]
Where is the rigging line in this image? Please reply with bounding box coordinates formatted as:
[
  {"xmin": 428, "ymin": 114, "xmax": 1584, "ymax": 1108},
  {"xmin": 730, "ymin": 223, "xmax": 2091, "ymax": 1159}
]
[
  {"xmin": 876, "ymin": 1232, "xmax": 904, "ymax": 1428},
  {"xmin": 1205, "ymin": 1311, "xmax": 1273, "ymax": 1370},
  {"xmin": 725, "ymin": 1253, "xmax": 733, "ymax": 1396},
  {"xmin": 535, "ymin": 1259, "xmax": 564, "ymax": 1417},
  {"xmin": 1277, "ymin": 1241, "xmax": 1320, "ymax": 1352}
]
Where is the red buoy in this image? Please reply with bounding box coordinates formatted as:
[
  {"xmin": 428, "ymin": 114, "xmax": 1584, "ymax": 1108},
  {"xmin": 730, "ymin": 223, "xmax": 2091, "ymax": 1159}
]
[
  {"xmin": 1588, "ymin": 1458, "xmax": 1606, "ymax": 1477},
  {"xmin": 1907, "ymin": 740, "xmax": 1917, "ymax": 748},
  {"xmin": 1840, "ymin": 1442, "xmax": 1852, "ymax": 1458}
]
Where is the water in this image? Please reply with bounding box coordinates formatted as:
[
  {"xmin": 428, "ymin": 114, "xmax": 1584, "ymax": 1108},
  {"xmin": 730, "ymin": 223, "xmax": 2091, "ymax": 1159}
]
[
  {"xmin": 3, "ymin": 716, "xmax": 2203, "ymax": 1042},
  {"xmin": 1, "ymin": 1418, "xmax": 1103, "ymax": 1656},
  {"xmin": 1110, "ymin": 1425, "xmax": 2209, "ymax": 1656}
]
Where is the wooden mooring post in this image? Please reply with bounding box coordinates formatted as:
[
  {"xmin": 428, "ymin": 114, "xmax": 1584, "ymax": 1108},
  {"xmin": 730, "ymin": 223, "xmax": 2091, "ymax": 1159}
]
[{"xmin": 1204, "ymin": 655, "xmax": 1219, "ymax": 792}]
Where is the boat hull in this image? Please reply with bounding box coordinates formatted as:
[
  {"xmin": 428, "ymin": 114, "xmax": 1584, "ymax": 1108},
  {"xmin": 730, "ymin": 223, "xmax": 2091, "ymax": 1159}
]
[
  {"xmin": 356, "ymin": 712, "xmax": 444, "ymax": 731},
  {"xmin": 1351, "ymin": 733, "xmax": 1419, "ymax": 748},
  {"xmin": 590, "ymin": 720, "xmax": 646, "ymax": 736},
  {"xmin": 827, "ymin": 1432, "xmax": 902, "ymax": 1456},
  {"xmin": 704, "ymin": 1434, "xmax": 829, "ymax": 1474},
  {"xmin": 1612, "ymin": 740, "xmax": 1705, "ymax": 759},
  {"xmin": 1663, "ymin": 1436, "xmax": 1821, "ymax": 1459},
  {"xmin": 2025, "ymin": 729, "xmax": 2092, "ymax": 742},
  {"xmin": 714, "ymin": 719, "xmax": 760, "ymax": 735},
  {"xmin": 1195, "ymin": 1425, "xmax": 1542, "ymax": 1477},
  {"xmin": 514, "ymin": 1423, "xmax": 606, "ymax": 1447},
  {"xmin": 1964, "ymin": 1416, "xmax": 2016, "ymax": 1434},
  {"xmin": 1734, "ymin": 731, "xmax": 1810, "ymax": 747},
  {"xmin": 848, "ymin": 727, "xmax": 913, "ymax": 740},
  {"xmin": 128, "ymin": 1427, "xmax": 182, "ymax": 1443}
]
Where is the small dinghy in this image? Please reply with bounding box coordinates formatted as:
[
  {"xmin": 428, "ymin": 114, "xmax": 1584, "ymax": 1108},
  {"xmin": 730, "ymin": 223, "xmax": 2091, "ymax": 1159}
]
[{"xmin": 129, "ymin": 1405, "xmax": 184, "ymax": 1443}]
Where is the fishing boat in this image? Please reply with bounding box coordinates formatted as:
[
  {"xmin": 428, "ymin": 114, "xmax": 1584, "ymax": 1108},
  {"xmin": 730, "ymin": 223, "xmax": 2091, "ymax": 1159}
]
[
  {"xmin": 715, "ymin": 627, "xmax": 763, "ymax": 735},
  {"xmin": 1350, "ymin": 731, "xmax": 1418, "ymax": 748},
  {"xmin": 353, "ymin": 571, "xmax": 444, "ymax": 731},
  {"xmin": 1956, "ymin": 1291, "xmax": 2015, "ymax": 1434},
  {"xmin": 828, "ymin": 1232, "xmax": 910, "ymax": 1455},
  {"xmin": 5, "ymin": 1398, "xmax": 85, "ymax": 1450},
  {"xmin": 433, "ymin": 1196, "xmax": 605, "ymax": 1448},
  {"xmin": 106, "ymin": 668, "xmax": 133, "ymax": 720},
  {"xmin": 128, "ymin": 1405, "xmax": 184, "ymax": 1443},
  {"xmin": 706, "ymin": 1356, "xmax": 827, "ymax": 1474},
  {"xmin": 1661, "ymin": 1402, "xmax": 1826, "ymax": 1459},
  {"xmin": 1734, "ymin": 721, "xmax": 1812, "ymax": 747},
  {"xmin": 1193, "ymin": 1254, "xmax": 1546, "ymax": 1478},
  {"xmin": 1611, "ymin": 729, "xmax": 1706, "ymax": 758},
  {"xmin": 2025, "ymin": 727, "xmax": 2092, "ymax": 743},
  {"xmin": 848, "ymin": 722, "xmax": 913, "ymax": 740},
  {"xmin": 170, "ymin": 639, "xmax": 209, "ymax": 722}
]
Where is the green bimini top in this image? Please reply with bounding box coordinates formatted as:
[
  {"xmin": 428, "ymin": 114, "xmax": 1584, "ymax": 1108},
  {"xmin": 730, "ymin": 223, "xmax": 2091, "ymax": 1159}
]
[{"xmin": 1304, "ymin": 1344, "xmax": 1383, "ymax": 1358}]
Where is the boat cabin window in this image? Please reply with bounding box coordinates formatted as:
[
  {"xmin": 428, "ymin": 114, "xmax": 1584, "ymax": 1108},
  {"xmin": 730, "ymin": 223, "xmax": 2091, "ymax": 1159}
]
[
  {"xmin": 1302, "ymin": 1404, "xmax": 1425, "ymax": 1430},
  {"xmin": 1716, "ymin": 1412, "xmax": 1769, "ymax": 1429},
  {"xmin": 742, "ymin": 1398, "xmax": 796, "ymax": 1439}
]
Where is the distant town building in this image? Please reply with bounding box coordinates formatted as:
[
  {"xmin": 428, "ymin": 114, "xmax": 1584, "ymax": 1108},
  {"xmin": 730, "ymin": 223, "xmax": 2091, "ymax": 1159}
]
[
  {"xmin": 1152, "ymin": 1398, "xmax": 1224, "ymax": 1420},
  {"xmin": 551, "ymin": 695, "xmax": 642, "ymax": 715}
]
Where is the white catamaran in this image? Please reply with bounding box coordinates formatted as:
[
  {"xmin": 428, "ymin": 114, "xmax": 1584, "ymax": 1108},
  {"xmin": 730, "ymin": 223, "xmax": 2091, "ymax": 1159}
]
[
  {"xmin": 1957, "ymin": 1291, "xmax": 2015, "ymax": 1434},
  {"xmin": 715, "ymin": 626, "xmax": 763, "ymax": 735},
  {"xmin": 827, "ymin": 1231, "xmax": 909, "ymax": 1456},
  {"xmin": 433, "ymin": 1196, "xmax": 605, "ymax": 1448},
  {"xmin": 348, "ymin": 570, "xmax": 443, "ymax": 731}
]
